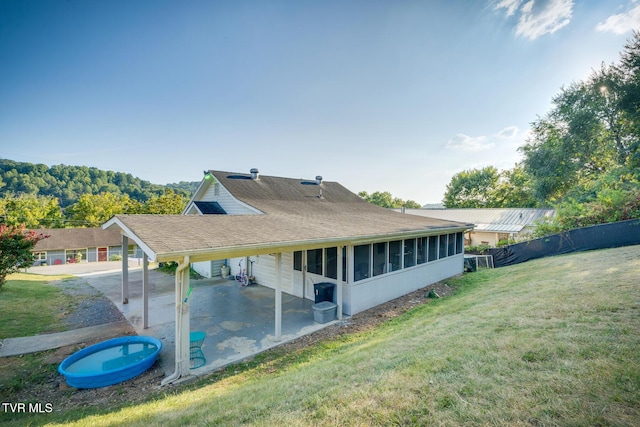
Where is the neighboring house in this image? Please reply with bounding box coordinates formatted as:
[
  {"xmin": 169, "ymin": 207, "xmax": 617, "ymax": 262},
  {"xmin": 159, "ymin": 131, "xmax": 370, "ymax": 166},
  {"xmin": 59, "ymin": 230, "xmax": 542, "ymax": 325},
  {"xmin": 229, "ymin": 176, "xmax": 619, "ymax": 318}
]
[
  {"xmin": 30, "ymin": 228, "xmax": 127, "ymax": 265},
  {"xmin": 397, "ymin": 208, "xmax": 555, "ymax": 247},
  {"xmin": 104, "ymin": 168, "xmax": 472, "ymax": 384}
]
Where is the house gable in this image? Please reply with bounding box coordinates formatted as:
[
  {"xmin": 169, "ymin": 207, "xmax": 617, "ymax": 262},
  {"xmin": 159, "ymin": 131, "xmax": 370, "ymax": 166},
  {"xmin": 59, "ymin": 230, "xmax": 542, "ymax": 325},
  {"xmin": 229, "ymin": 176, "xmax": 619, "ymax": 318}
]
[{"xmin": 183, "ymin": 172, "xmax": 262, "ymax": 215}]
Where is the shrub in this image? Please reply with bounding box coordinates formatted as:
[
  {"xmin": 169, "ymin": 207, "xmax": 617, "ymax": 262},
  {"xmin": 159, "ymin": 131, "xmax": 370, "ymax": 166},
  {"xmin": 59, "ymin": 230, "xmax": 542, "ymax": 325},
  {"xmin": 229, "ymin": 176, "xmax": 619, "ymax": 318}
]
[{"xmin": 0, "ymin": 224, "xmax": 49, "ymax": 289}]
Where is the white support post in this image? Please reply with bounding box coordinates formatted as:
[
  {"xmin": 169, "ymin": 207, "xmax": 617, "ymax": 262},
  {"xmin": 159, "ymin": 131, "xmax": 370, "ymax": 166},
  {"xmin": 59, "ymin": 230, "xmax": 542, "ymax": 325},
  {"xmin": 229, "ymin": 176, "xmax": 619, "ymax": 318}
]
[
  {"xmin": 177, "ymin": 262, "xmax": 191, "ymax": 378},
  {"xmin": 275, "ymin": 252, "xmax": 282, "ymax": 341},
  {"xmin": 143, "ymin": 252, "xmax": 149, "ymax": 329},
  {"xmin": 337, "ymin": 245, "xmax": 343, "ymax": 320},
  {"xmin": 347, "ymin": 245, "xmax": 354, "ymax": 285},
  {"xmin": 121, "ymin": 235, "xmax": 129, "ymax": 304},
  {"xmin": 162, "ymin": 256, "xmax": 191, "ymax": 386}
]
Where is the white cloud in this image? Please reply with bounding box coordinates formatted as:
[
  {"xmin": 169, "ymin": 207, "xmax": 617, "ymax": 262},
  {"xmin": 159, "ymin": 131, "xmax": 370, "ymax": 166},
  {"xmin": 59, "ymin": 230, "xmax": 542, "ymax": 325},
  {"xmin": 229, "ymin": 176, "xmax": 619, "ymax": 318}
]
[
  {"xmin": 493, "ymin": 0, "xmax": 574, "ymax": 40},
  {"xmin": 446, "ymin": 125, "xmax": 520, "ymax": 152},
  {"xmin": 494, "ymin": 0, "xmax": 523, "ymax": 17},
  {"xmin": 497, "ymin": 125, "xmax": 519, "ymax": 138},
  {"xmin": 446, "ymin": 134, "xmax": 495, "ymax": 151},
  {"xmin": 596, "ymin": 1, "xmax": 640, "ymax": 34}
]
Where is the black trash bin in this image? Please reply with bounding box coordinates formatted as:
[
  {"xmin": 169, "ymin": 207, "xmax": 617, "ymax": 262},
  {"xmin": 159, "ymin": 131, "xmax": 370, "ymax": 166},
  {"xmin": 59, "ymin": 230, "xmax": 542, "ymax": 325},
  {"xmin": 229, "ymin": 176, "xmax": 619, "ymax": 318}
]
[{"xmin": 314, "ymin": 282, "xmax": 335, "ymax": 303}]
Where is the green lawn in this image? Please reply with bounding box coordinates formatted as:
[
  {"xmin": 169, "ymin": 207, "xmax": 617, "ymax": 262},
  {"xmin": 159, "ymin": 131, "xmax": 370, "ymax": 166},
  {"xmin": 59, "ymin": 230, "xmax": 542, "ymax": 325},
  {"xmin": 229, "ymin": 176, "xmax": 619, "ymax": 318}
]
[
  {"xmin": 0, "ymin": 272, "xmax": 75, "ymax": 339},
  {"xmin": 4, "ymin": 246, "xmax": 640, "ymax": 426}
]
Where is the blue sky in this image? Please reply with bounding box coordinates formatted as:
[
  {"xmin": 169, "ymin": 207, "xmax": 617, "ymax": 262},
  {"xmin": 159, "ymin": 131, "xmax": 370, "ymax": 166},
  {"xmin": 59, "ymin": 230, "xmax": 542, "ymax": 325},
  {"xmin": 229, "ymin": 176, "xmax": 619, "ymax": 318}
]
[{"xmin": 0, "ymin": 0, "xmax": 638, "ymax": 204}]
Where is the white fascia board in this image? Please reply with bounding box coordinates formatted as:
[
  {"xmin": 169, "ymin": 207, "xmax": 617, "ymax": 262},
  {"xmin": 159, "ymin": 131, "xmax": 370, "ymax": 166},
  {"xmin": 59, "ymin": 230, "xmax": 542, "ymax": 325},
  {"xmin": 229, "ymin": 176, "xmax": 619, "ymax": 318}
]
[
  {"xmin": 102, "ymin": 217, "xmax": 159, "ymax": 262},
  {"xmin": 181, "ymin": 176, "xmax": 210, "ymax": 215}
]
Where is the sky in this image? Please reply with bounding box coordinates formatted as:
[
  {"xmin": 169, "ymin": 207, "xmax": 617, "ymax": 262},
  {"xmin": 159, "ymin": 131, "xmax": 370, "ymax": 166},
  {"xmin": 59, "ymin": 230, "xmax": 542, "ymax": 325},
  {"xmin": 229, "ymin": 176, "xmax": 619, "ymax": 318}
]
[{"xmin": 1, "ymin": 0, "xmax": 639, "ymax": 205}]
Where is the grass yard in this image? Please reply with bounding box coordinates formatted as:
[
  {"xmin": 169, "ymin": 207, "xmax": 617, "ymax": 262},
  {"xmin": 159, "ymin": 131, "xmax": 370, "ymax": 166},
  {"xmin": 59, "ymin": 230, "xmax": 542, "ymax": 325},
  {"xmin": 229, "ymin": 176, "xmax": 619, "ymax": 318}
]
[
  {"xmin": 3, "ymin": 246, "xmax": 640, "ymax": 426},
  {"xmin": 0, "ymin": 272, "xmax": 75, "ymax": 339},
  {"xmin": 0, "ymin": 273, "xmax": 77, "ymax": 403}
]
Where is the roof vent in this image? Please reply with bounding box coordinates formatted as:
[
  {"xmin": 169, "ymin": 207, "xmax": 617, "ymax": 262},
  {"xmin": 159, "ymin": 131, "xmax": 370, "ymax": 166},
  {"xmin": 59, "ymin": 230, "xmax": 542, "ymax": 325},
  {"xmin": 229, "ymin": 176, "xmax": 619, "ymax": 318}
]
[
  {"xmin": 250, "ymin": 168, "xmax": 260, "ymax": 180},
  {"xmin": 315, "ymin": 175, "xmax": 323, "ymax": 185}
]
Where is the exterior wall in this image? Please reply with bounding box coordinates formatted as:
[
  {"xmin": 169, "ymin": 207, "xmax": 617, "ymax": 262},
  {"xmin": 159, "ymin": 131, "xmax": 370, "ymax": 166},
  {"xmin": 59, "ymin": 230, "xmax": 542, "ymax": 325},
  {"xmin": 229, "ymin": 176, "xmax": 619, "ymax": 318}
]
[
  {"xmin": 343, "ymin": 254, "xmax": 463, "ymax": 315},
  {"xmin": 249, "ymin": 253, "xmax": 294, "ymax": 295},
  {"xmin": 87, "ymin": 248, "xmax": 97, "ymax": 263},
  {"xmin": 200, "ymin": 180, "xmax": 260, "ymax": 215},
  {"xmin": 108, "ymin": 246, "xmax": 123, "ymax": 259},
  {"xmin": 48, "ymin": 250, "xmax": 66, "ymax": 265},
  {"xmin": 469, "ymin": 231, "xmax": 530, "ymax": 247},
  {"xmin": 32, "ymin": 245, "xmax": 138, "ymax": 266},
  {"xmin": 192, "ymin": 260, "xmax": 225, "ymax": 278},
  {"xmin": 468, "ymin": 231, "xmax": 499, "ymax": 247}
]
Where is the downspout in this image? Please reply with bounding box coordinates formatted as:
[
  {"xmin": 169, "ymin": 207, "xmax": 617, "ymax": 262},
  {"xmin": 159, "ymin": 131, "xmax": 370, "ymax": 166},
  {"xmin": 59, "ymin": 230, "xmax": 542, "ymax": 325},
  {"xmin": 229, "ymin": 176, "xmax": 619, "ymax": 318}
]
[{"xmin": 161, "ymin": 256, "xmax": 190, "ymax": 386}]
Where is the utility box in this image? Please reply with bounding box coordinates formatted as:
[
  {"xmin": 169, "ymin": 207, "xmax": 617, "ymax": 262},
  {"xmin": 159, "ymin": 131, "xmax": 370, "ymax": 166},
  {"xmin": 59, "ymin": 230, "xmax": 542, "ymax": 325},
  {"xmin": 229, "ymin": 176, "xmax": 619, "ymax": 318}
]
[
  {"xmin": 312, "ymin": 301, "xmax": 337, "ymax": 324},
  {"xmin": 314, "ymin": 282, "xmax": 335, "ymax": 303}
]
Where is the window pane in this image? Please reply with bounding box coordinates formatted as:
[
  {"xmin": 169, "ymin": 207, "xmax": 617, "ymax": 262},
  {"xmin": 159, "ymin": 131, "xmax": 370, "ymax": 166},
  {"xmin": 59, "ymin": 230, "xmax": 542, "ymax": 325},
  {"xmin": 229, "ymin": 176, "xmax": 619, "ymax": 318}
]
[
  {"xmin": 428, "ymin": 235, "xmax": 438, "ymax": 261},
  {"xmin": 293, "ymin": 251, "xmax": 302, "ymax": 271},
  {"xmin": 456, "ymin": 232, "xmax": 464, "ymax": 254},
  {"xmin": 448, "ymin": 233, "xmax": 456, "ymax": 256},
  {"xmin": 417, "ymin": 237, "xmax": 427, "ymax": 264},
  {"xmin": 354, "ymin": 244, "xmax": 371, "ymax": 281},
  {"xmin": 373, "ymin": 242, "xmax": 387, "ymax": 276},
  {"xmin": 66, "ymin": 249, "xmax": 87, "ymax": 263},
  {"xmin": 307, "ymin": 249, "xmax": 323, "ymax": 275},
  {"xmin": 389, "ymin": 240, "xmax": 402, "ymax": 271},
  {"xmin": 342, "ymin": 246, "xmax": 347, "ymax": 282},
  {"xmin": 404, "ymin": 239, "xmax": 416, "ymax": 268},
  {"xmin": 325, "ymin": 247, "xmax": 337, "ymax": 279},
  {"xmin": 439, "ymin": 235, "xmax": 448, "ymax": 259}
]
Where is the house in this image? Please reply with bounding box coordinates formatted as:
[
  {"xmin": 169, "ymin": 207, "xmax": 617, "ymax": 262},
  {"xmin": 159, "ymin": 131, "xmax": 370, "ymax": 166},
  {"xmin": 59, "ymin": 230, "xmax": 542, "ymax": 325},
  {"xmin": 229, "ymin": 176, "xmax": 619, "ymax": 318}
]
[
  {"xmin": 396, "ymin": 208, "xmax": 555, "ymax": 247},
  {"xmin": 30, "ymin": 227, "xmax": 128, "ymax": 265},
  {"xmin": 103, "ymin": 168, "xmax": 472, "ymax": 384}
]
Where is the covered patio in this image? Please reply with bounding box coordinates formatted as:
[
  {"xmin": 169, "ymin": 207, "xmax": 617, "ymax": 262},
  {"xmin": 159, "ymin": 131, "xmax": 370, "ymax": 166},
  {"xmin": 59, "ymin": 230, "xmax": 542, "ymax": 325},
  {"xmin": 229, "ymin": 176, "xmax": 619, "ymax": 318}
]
[{"xmin": 84, "ymin": 268, "xmax": 330, "ymax": 377}]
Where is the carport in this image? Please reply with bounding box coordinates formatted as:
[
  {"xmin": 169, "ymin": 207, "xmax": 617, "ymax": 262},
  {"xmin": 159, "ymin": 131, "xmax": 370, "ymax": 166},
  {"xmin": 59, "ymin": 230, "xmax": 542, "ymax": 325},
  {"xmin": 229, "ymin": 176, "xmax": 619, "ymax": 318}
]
[
  {"xmin": 104, "ymin": 215, "xmax": 348, "ymax": 386},
  {"xmin": 83, "ymin": 268, "xmax": 324, "ymax": 378}
]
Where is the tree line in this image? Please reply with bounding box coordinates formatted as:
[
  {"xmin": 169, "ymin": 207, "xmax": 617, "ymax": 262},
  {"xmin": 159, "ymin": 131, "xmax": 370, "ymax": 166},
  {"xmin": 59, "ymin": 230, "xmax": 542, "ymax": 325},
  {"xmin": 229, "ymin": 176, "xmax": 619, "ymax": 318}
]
[
  {"xmin": 0, "ymin": 160, "xmax": 199, "ymax": 228},
  {"xmin": 443, "ymin": 32, "xmax": 640, "ymax": 234}
]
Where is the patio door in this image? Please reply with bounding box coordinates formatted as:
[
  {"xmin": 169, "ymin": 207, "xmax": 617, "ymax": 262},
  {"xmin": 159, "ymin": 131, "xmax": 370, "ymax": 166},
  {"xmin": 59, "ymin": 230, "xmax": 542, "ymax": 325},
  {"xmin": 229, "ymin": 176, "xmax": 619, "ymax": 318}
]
[{"xmin": 98, "ymin": 247, "xmax": 108, "ymax": 262}]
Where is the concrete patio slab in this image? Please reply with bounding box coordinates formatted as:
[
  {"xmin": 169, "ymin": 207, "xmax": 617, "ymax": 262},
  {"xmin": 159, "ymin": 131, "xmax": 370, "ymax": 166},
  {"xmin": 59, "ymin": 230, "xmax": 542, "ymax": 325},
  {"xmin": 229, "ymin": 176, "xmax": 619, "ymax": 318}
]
[{"xmin": 82, "ymin": 268, "xmax": 336, "ymax": 377}]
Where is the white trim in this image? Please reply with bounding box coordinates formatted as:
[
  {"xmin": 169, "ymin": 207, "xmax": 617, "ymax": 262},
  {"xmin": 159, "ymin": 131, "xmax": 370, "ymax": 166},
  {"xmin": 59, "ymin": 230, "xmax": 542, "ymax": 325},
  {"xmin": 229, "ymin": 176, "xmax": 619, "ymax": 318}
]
[{"xmin": 103, "ymin": 217, "xmax": 158, "ymax": 261}]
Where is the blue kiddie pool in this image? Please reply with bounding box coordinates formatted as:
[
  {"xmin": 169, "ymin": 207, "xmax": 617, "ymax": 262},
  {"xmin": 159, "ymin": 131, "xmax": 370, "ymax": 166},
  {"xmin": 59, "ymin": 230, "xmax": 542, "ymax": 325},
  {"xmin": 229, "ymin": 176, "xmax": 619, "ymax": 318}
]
[{"xmin": 58, "ymin": 336, "xmax": 162, "ymax": 389}]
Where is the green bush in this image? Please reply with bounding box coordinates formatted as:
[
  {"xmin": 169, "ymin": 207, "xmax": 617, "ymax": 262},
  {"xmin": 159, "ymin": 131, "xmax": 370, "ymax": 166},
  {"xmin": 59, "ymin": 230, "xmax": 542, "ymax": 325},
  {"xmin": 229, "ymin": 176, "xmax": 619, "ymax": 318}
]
[{"xmin": 466, "ymin": 244, "xmax": 491, "ymax": 254}]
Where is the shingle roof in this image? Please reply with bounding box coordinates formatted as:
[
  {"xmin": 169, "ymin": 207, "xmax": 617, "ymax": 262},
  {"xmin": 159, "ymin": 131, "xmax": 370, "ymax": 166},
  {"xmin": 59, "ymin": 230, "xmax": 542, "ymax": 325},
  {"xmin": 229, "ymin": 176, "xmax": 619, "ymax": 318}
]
[
  {"xmin": 105, "ymin": 170, "xmax": 472, "ymax": 261},
  {"xmin": 32, "ymin": 228, "xmax": 123, "ymax": 251}
]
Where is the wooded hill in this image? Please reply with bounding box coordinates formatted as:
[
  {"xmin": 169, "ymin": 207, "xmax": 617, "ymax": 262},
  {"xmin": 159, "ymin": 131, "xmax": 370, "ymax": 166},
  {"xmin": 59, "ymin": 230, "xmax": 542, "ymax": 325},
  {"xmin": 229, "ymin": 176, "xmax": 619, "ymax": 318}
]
[{"xmin": 0, "ymin": 159, "xmax": 198, "ymax": 207}]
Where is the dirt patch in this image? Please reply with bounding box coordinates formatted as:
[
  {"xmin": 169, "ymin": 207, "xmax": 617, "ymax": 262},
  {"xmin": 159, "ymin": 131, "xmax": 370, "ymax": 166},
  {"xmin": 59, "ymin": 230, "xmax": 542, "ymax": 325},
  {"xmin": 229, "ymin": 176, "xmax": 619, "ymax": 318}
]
[{"xmin": 2, "ymin": 280, "xmax": 455, "ymax": 414}]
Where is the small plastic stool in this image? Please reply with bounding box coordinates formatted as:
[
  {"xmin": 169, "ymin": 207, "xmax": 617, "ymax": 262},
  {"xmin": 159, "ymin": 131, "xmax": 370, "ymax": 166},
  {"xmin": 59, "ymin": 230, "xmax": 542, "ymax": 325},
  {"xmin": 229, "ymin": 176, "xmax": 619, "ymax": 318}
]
[{"xmin": 189, "ymin": 331, "xmax": 206, "ymax": 369}]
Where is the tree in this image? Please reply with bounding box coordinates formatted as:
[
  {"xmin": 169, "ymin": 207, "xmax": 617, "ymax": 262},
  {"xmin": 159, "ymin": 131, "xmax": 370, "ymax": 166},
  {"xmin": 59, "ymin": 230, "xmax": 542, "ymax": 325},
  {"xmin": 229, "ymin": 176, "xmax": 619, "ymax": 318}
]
[
  {"xmin": 521, "ymin": 32, "xmax": 640, "ymax": 205},
  {"xmin": 492, "ymin": 165, "xmax": 539, "ymax": 208},
  {"xmin": 65, "ymin": 193, "xmax": 132, "ymax": 227},
  {"xmin": 0, "ymin": 194, "xmax": 63, "ymax": 228},
  {"xmin": 358, "ymin": 191, "xmax": 422, "ymax": 209},
  {"xmin": 443, "ymin": 167, "xmax": 500, "ymax": 208},
  {"xmin": 616, "ymin": 30, "xmax": 640, "ymax": 169},
  {"xmin": 140, "ymin": 190, "xmax": 187, "ymax": 214},
  {"xmin": 520, "ymin": 71, "xmax": 622, "ymax": 203},
  {"xmin": 0, "ymin": 224, "xmax": 48, "ymax": 289}
]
